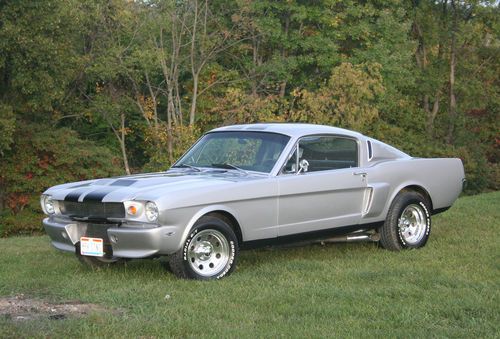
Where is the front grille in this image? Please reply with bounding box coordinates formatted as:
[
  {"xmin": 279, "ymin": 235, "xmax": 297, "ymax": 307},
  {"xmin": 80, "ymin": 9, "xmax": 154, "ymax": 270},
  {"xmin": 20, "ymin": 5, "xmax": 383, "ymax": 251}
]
[
  {"xmin": 85, "ymin": 224, "xmax": 116, "ymax": 241},
  {"xmin": 59, "ymin": 201, "xmax": 125, "ymax": 219}
]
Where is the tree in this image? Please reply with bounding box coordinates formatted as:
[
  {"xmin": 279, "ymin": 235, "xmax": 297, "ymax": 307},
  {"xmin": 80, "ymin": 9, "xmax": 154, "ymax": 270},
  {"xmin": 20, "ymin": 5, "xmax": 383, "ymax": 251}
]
[
  {"xmin": 0, "ymin": 104, "xmax": 15, "ymax": 157},
  {"xmin": 1, "ymin": 0, "xmax": 498, "ymax": 236},
  {"xmin": 0, "ymin": 124, "xmax": 121, "ymax": 235},
  {"xmin": 0, "ymin": 0, "xmax": 85, "ymax": 119},
  {"xmin": 288, "ymin": 63, "xmax": 384, "ymax": 132},
  {"xmin": 231, "ymin": 0, "xmax": 339, "ymax": 97}
]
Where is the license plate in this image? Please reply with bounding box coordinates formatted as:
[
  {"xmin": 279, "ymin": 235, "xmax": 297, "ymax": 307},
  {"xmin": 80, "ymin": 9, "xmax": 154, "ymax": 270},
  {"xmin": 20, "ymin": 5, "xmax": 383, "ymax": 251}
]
[{"xmin": 80, "ymin": 237, "xmax": 104, "ymax": 257}]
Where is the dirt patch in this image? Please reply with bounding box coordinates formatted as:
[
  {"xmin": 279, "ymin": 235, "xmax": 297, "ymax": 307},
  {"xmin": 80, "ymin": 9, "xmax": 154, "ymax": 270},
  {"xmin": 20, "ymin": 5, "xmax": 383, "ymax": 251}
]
[{"xmin": 0, "ymin": 294, "xmax": 116, "ymax": 322}]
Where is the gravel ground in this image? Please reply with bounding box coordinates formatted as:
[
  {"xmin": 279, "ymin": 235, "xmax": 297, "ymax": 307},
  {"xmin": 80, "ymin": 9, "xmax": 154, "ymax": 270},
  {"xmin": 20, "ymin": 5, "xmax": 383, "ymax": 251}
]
[{"xmin": 0, "ymin": 294, "xmax": 114, "ymax": 322}]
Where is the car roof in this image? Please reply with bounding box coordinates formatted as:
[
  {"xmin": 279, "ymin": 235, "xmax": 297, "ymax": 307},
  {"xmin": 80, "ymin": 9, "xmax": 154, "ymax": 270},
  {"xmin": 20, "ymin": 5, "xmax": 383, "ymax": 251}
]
[{"xmin": 210, "ymin": 123, "xmax": 365, "ymax": 139}]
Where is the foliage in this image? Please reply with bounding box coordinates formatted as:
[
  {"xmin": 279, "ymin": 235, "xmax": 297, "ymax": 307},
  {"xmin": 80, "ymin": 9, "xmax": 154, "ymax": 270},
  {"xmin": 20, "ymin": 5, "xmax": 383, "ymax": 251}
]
[
  {"xmin": 0, "ymin": 0, "xmax": 83, "ymax": 115},
  {"xmin": 0, "ymin": 201, "xmax": 44, "ymax": 237},
  {"xmin": 142, "ymin": 124, "xmax": 202, "ymax": 172},
  {"xmin": 0, "ymin": 123, "xmax": 122, "ymax": 236},
  {"xmin": 288, "ymin": 63, "xmax": 384, "ymax": 131},
  {"xmin": 0, "ymin": 104, "xmax": 15, "ymax": 156},
  {"xmin": 0, "ymin": 0, "xmax": 498, "ymax": 235},
  {"xmin": 202, "ymin": 88, "xmax": 285, "ymax": 127},
  {"xmin": 229, "ymin": 0, "xmax": 340, "ymax": 96}
]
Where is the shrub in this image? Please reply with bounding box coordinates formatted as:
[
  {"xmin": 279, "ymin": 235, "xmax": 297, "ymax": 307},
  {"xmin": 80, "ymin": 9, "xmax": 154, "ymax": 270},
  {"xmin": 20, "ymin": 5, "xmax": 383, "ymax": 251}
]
[{"xmin": 0, "ymin": 123, "xmax": 122, "ymax": 236}]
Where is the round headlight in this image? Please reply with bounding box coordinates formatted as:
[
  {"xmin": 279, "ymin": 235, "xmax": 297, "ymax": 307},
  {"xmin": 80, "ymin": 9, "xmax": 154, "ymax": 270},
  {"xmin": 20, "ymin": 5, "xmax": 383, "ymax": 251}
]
[
  {"xmin": 41, "ymin": 195, "xmax": 55, "ymax": 215},
  {"xmin": 145, "ymin": 202, "xmax": 159, "ymax": 222}
]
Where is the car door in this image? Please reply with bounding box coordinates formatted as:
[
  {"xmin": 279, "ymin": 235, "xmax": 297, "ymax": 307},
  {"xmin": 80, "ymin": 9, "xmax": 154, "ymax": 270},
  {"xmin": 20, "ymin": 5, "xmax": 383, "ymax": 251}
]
[{"xmin": 277, "ymin": 135, "xmax": 368, "ymax": 236}]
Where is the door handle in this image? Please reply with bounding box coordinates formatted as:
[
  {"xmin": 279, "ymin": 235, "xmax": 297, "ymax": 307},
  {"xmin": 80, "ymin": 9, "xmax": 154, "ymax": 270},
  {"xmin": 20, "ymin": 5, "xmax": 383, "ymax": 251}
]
[{"xmin": 353, "ymin": 172, "xmax": 367, "ymax": 176}]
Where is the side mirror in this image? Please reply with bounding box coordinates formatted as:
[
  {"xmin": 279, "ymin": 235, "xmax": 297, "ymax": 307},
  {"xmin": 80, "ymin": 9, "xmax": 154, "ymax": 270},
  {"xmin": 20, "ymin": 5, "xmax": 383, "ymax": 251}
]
[{"xmin": 297, "ymin": 159, "xmax": 309, "ymax": 174}]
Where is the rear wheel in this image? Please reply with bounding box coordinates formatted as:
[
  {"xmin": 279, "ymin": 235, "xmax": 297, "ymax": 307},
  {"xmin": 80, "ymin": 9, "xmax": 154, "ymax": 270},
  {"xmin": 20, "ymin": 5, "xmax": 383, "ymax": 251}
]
[
  {"xmin": 169, "ymin": 216, "xmax": 238, "ymax": 280},
  {"xmin": 379, "ymin": 191, "xmax": 431, "ymax": 251}
]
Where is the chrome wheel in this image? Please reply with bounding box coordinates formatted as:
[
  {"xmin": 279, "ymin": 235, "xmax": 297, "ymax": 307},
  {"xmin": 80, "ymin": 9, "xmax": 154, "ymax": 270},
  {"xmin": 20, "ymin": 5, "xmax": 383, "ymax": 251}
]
[
  {"xmin": 186, "ymin": 229, "xmax": 230, "ymax": 277},
  {"xmin": 398, "ymin": 204, "xmax": 427, "ymax": 245}
]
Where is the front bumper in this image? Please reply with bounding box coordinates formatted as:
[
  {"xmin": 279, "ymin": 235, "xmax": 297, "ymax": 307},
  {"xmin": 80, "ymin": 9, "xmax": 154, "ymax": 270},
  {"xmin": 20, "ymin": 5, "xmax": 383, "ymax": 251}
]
[{"xmin": 43, "ymin": 217, "xmax": 182, "ymax": 258}]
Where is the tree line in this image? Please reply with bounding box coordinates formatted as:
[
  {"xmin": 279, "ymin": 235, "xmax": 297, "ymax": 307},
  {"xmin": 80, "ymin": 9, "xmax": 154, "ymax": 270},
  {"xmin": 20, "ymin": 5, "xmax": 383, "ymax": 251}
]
[{"xmin": 0, "ymin": 0, "xmax": 498, "ymax": 235}]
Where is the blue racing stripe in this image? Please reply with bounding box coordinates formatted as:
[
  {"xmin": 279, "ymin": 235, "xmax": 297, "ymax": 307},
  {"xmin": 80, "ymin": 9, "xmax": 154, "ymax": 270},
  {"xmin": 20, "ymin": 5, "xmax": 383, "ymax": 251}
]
[
  {"xmin": 82, "ymin": 187, "xmax": 120, "ymax": 202},
  {"xmin": 110, "ymin": 179, "xmax": 137, "ymax": 186},
  {"xmin": 64, "ymin": 189, "xmax": 91, "ymax": 202}
]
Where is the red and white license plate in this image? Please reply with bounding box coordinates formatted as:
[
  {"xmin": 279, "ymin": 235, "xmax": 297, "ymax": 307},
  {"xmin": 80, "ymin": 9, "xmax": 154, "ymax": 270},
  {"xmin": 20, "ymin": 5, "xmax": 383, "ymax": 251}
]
[{"xmin": 80, "ymin": 237, "xmax": 104, "ymax": 257}]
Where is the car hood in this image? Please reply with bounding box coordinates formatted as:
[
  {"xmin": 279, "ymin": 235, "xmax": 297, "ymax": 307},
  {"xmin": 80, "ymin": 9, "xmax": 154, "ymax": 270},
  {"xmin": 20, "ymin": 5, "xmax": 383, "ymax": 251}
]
[{"xmin": 45, "ymin": 170, "xmax": 269, "ymax": 203}]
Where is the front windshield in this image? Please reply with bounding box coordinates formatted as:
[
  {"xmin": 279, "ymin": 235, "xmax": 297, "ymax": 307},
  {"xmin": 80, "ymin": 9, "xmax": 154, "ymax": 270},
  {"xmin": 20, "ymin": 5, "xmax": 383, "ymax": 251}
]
[{"xmin": 174, "ymin": 131, "xmax": 290, "ymax": 173}]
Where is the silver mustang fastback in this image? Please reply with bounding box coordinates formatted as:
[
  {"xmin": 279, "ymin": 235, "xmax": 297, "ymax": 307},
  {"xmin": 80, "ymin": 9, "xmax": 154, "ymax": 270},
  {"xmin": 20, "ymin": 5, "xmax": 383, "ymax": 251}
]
[{"xmin": 42, "ymin": 123, "xmax": 465, "ymax": 280}]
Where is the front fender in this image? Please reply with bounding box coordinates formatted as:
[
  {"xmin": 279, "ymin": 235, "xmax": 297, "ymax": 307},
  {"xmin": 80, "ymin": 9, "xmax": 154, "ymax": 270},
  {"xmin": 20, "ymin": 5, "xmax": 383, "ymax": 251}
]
[{"xmin": 179, "ymin": 204, "xmax": 243, "ymax": 247}]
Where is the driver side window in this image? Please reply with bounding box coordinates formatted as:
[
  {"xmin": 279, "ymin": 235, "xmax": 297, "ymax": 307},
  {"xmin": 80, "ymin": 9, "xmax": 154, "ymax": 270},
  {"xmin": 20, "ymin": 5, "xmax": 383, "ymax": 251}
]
[{"xmin": 283, "ymin": 135, "xmax": 358, "ymax": 174}]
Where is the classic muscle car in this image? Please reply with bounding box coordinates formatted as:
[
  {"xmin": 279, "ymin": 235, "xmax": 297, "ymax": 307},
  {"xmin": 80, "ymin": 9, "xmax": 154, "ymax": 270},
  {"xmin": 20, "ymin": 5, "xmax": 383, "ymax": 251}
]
[{"xmin": 41, "ymin": 123, "xmax": 465, "ymax": 280}]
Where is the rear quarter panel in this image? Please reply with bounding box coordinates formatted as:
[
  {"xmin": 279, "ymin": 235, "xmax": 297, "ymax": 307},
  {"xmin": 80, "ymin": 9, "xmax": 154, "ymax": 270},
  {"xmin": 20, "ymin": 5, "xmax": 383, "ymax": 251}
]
[{"xmin": 362, "ymin": 158, "xmax": 465, "ymax": 223}]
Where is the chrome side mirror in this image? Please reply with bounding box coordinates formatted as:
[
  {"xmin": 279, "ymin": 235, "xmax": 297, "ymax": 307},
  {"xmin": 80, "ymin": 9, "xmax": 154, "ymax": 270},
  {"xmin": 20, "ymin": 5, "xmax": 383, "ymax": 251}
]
[{"xmin": 297, "ymin": 159, "xmax": 309, "ymax": 174}]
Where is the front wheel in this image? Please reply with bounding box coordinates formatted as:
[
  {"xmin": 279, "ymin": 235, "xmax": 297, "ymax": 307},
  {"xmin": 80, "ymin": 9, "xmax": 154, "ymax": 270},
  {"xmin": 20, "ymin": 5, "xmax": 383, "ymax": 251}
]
[
  {"xmin": 379, "ymin": 191, "xmax": 431, "ymax": 251},
  {"xmin": 169, "ymin": 216, "xmax": 238, "ymax": 280}
]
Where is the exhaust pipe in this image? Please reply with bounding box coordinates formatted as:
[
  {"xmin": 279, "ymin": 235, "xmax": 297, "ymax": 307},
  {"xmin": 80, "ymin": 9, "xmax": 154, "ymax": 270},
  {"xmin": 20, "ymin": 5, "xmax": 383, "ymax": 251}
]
[
  {"xmin": 275, "ymin": 231, "xmax": 380, "ymax": 249},
  {"xmin": 319, "ymin": 232, "xmax": 380, "ymax": 243}
]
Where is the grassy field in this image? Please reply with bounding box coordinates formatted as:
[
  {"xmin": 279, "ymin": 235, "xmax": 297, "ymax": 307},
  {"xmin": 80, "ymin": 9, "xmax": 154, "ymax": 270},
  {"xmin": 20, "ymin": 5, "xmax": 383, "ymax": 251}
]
[{"xmin": 1, "ymin": 192, "xmax": 499, "ymax": 338}]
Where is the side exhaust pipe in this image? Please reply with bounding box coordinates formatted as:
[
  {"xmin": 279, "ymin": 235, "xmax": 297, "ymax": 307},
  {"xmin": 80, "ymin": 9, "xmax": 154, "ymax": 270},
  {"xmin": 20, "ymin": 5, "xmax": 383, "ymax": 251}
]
[
  {"xmin": 319, "ymin": 232, "xmax": 380, "ymax": 243},
  {"xmin": 275, "ymin": 231, "xmax": 380, "ymax": 249}
]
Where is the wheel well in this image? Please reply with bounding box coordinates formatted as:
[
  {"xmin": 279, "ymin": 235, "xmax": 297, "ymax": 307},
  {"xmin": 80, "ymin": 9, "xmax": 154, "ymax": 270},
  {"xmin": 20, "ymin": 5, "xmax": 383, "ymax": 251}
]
[
  {"xmin": 400, "ymin": 185, "xmax": 433, "ymax": 211},
  {"xmin": 204, "ymin": 211, "xmax": 243, "ymax": 245}
]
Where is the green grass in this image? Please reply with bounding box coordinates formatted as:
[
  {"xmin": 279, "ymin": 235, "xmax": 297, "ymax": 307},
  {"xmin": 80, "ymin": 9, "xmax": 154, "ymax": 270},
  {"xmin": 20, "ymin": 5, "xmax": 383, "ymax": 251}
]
[{"xmin": 1, "ymin": 192, "xmax": 499, "ymax": 338}]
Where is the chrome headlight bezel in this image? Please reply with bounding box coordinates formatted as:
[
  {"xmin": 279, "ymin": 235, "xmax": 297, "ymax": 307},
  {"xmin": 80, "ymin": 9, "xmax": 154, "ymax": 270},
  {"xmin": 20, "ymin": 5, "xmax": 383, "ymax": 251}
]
[
  {"xmin": 40, "ymin": 194, "xmax": 55, "ymax": 215},
  {"xmin": 124, "ymin": 201, "xmax": 144, "ymax": 217},
  {"xmin": 123, "ymin": 200, "xmax": 159, "ymax": 223},
  {"xmin": 145, "ymin": 201, "xmax": 159, "ymax": 222}
]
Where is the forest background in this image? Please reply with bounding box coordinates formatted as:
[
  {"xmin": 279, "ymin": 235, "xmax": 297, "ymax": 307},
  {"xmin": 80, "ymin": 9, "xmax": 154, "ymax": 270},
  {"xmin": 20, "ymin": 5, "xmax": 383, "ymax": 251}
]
[{"xmin": 0, "ymin": 0, "xmax": 498, "ymax": 236}]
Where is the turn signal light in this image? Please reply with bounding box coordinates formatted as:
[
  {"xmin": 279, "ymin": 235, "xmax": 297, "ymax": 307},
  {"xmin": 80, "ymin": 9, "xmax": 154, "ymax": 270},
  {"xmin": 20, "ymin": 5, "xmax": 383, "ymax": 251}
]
[{"xmin": 127, "ymin": 205, "xmax": 138, "ymax": 215}]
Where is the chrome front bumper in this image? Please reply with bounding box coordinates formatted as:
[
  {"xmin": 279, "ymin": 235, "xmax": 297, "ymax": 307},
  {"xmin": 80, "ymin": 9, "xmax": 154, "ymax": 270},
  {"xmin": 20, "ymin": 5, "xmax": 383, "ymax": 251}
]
[{"xmin": 43, "ymin": 217, "xmax": 182, "ymax": 258}]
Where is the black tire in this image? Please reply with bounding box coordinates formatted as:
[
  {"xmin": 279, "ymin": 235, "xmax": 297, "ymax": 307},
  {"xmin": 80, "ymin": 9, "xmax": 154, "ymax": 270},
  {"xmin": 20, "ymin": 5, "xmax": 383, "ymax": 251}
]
[
  {"xmin": 75, "ymin": 242, "xmax": 126, "ymax": 269},
  {"xmin": 159, "ymin": 258, "xmax": 172, "ymax": 272},
  {"xmin": 379, "ymin": 191, "xmax": 431, "ymax": 251},
  {"xmin": 169, "ymin": 216, "xmax": 238, "ymax": 280}
]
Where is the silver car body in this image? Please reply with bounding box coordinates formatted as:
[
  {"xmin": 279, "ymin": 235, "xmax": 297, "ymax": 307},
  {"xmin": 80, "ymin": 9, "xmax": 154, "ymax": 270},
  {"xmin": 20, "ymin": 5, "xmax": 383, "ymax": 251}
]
[{"xmin": 42, "ymin": 123, "xmax": 465, "ymax": 258}]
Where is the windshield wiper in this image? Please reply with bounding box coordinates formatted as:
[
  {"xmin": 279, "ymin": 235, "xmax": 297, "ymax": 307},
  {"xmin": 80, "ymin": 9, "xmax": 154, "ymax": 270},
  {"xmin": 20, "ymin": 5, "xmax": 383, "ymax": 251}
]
[
  {"xmin": 171, "ymin": 163, "xmax": 201, "ymax": 172},
  {"xmin": 211, "ymin": 163, "xmax": 248, "ymax": 174}
]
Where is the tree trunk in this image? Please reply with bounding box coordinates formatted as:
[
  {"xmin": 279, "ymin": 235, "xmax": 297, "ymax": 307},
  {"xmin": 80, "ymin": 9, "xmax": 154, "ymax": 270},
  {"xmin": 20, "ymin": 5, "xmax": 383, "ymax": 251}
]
[
  {"xmin": 189, "ymin": 0, "xmax": 199, "ymax": 126},
  {"xmin": 0, "ymin": 186, "xmax": 4, "ymax": 212},
  {"xmin": 119, "ymin": 112, "xmax": 131, "ymax": 175},
  {"xmin": 446, "ymin": 0, "xmax": 458, "ymax": 144},
  {"xmin": 145, "ymin": 71, "xmax": 159, "ymax": 127},
  {"xmin": 166, "ymin": 85, "xmax": 176, "ymax": 164},
  {"xmin": 175, "ymin": 74, "xmax": 183, "ymax": 125},
  {"xmin": 251, "ymin": 34, "xmax": 259, "ymax": 97},
  {"xmin": 427, "ymin": 91, "xmax": 440, "ymax": 136},
  {"xmin": 423, "ymin": 95, "xmax": 430, "ymax": 113},
  {"xmin": 279, "ymin": 12, "xmax": 290, "ymax": 98},
  {"xmin": 412, "ymin": 12, "xmax": 436, "ymax": 135},
  {"xmin": 189, "ymin": 72, "xmax": 199, "ymax": 126},
  {"xmin": 157, "ymin": 28, "xmax": 177, "ymax": 163},
  {"xmin": 447, "ymin": 46, "xmax": 457, "ymax": 144},
  {"xmin": 279, "ymin": 81, "xmax": 287, "ymax": 98}
]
